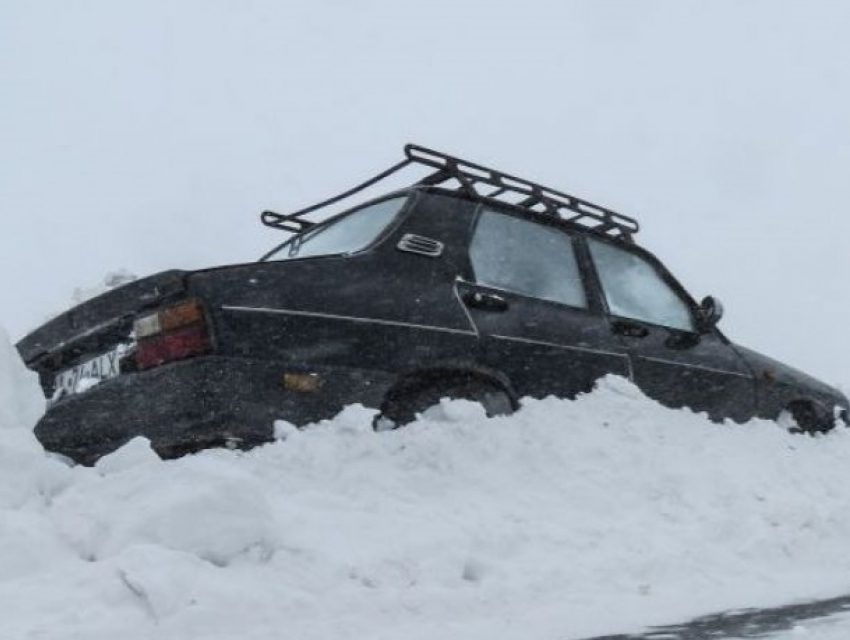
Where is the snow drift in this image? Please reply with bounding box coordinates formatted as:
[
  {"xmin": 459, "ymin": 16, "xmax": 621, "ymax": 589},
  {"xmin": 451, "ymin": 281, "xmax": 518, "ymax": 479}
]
[{"xmin": 3, "ymin": 324, "xmax": 850, "ymax": 640}]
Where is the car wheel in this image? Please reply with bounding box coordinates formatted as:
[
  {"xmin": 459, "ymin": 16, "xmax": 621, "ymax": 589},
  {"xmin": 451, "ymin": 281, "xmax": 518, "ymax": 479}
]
[
  {"xmin": 785, "ymin": 401, "xmax": 835, "ymax": 435},
  {"xmin": 373, "ymin": 378, "xmax": 514, "ymax": 431}
]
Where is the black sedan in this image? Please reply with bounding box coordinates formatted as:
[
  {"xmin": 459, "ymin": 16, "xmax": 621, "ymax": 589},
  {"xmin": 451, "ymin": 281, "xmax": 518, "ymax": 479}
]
[{"xmin": 17, "ymin": 145, "xmax": 849, "ymax": 463}]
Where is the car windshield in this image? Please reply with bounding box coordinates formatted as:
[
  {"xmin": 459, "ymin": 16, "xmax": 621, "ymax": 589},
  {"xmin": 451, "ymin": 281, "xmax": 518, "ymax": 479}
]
[{"xmin": 263, "ymin": 196, "xmax": 408, "ymax": 261}]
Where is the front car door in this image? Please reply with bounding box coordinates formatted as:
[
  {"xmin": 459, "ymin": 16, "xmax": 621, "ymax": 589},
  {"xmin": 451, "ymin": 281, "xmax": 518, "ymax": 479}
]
[
  {"xmin": 585, "ymin": 236, "xmax": 757, "ymax": 422},
  {"xmin": 457, "ymin": 207, "xmax": 630, "ymax": 399}
]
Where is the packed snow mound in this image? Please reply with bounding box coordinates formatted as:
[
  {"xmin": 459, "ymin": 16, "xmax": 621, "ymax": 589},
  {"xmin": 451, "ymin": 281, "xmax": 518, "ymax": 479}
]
[
  {"xmin": 0, "ymin": 325, "xmax": 57, "ymax": 511},
  {"xmin": 0, "ymin": 324, "xmax": 43, "ymax": 432},
  {"xmin": 3, "ymin": 327, "xmax": 850, "ymax": 639},
  {"xmin": 70, "ymin": 268, "xmax": 138, "ymax": 306}
]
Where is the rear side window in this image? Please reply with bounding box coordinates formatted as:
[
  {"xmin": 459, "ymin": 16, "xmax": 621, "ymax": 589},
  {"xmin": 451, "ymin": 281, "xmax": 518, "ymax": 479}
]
[
  {"xmin": 588, "ymin": 238, "xmax": 695, "ymax": 331},
  {"xmin": 469, "ymin": 209, "xmax": 587, "ymax": 308},
  {"xmin": 267, "ymin": 196, "xmax": 407, "ymax": 261}
]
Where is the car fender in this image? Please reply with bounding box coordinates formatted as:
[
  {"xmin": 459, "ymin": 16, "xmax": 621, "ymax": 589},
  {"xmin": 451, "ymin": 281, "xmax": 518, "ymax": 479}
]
[
  {"xmin": 733, "ymin": 344, "xmax": 849, "ymax": 422},
  {"xmin": 382, "ymin": 361, "xmax": 520, "ymax": 410}
]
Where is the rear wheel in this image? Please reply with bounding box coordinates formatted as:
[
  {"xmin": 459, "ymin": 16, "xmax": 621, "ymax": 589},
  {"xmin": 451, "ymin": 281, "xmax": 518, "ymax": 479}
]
[{"xmin": 373, "ymin": 377, "xmax": 514, "ymax": 431}]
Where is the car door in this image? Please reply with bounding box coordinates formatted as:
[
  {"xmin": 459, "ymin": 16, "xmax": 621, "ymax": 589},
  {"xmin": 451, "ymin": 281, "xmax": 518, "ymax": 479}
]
[
  {"xmin": 456, "ymin": 207, "xmax": 630, "ymax": 399},
  {"xmin": 585, "ymin": 236, "xmax": 757, "ymax": 422}
]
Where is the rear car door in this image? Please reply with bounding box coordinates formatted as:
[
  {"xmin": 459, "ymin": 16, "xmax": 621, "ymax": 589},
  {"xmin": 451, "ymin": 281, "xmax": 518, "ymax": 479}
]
[
  {"xmin": 457, "ymin": 208, "xmax": 630, "ymax": 399},
  {"xmin": 585, "ymin": 237, "xmax": 756, "ymax": 422}
]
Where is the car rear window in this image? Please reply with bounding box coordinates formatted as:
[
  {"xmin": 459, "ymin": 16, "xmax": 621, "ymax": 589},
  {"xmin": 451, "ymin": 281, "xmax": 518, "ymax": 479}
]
[{"xmin": 265, "ymin": 196, "xmax": 407, "ymax": 261}]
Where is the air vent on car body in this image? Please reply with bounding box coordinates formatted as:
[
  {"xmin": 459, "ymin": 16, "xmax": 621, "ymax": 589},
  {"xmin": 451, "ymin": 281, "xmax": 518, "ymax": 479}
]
[{"xmin": 396, "ymin": 234, "xmax": 444, "ymax": 258}]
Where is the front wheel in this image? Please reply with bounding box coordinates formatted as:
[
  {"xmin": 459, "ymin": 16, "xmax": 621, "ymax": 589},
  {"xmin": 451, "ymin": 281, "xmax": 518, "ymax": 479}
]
[{"xmin": 783, "ymin": 401, "xmax": 836, "ymax": 435}]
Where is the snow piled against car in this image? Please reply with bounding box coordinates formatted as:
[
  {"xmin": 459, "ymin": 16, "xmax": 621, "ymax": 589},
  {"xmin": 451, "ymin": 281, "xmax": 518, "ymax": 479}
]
[{"xmin": 4, "ymin": 323, "xmax": 850, "ymax": 640}]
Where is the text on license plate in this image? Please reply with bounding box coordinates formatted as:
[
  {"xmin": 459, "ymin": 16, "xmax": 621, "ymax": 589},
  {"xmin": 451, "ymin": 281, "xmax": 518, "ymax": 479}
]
[{"xmin": 54, "ymin": 344, "xmax": 131, "ymax": 398}]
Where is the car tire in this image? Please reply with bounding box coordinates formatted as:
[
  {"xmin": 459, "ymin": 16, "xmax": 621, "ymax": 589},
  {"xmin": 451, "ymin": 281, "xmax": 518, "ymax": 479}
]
[
  {"xmin": 373, "ymin": 378, "xmax": 514, "ymax": 431},
  {"xmin": 786, "ymin": 401, "xmax": 835, "ymax": 435}
]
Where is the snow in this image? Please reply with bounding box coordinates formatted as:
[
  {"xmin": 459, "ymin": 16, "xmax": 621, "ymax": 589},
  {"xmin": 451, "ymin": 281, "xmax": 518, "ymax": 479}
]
[
  {"xmin": 0, "ymin": 324, "xmax": 44, "ymax": 435},
  {"xmin": 3, "ymin": 324, "xmax": 850, "ymax": 639},
  {"xmin": 772, "ymin": 617, "xmax": 850, "ymax": 640},
  {"xmin": 70, "ymin": 270, "xmax": 138, "ymax": 307}
]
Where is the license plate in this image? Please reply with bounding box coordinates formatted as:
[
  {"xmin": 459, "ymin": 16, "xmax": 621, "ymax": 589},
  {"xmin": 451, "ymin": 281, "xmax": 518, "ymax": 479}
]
[{"xmin": 54, "ymin": 344, "xmax": 131, "ymax": 399}]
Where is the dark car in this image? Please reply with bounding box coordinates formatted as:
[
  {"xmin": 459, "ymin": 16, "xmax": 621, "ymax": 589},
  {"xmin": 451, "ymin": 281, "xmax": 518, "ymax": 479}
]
[{"xmin": 17, "ymin": 144, "xmax": 849, "ymax": 463}]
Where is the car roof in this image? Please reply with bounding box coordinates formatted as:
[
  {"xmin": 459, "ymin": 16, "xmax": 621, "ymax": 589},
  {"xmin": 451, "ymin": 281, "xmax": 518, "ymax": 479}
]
[{"xmin": 412, "ymin": 184, "xmax": 642, "ymax": 247}]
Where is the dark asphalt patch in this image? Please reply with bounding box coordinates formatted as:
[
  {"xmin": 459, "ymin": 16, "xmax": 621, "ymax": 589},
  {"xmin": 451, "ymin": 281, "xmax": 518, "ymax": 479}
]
[{"xmin": 580, "ymin": 592, "xmax": 850, "ymax": 639}]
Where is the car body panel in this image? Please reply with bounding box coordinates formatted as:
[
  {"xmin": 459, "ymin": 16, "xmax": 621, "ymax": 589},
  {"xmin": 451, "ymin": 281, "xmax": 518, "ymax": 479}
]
[
  {"xmin": 190, "ymin": 192, "xmax": 480, "ymax": 374},
  {"xmin": 616, "ymin": 326, "xmax": 757, "ymax": 422},
  {"xmin": 733, "ymin": 344, "xmax": 848, "ymax": 420},
  {"xmin": 34, "ymin": 355, "xmax": 395, "ymax": 464},
  {"xmin": 455, "ymin": 280, "xmax": 632, "ymax": 401}
]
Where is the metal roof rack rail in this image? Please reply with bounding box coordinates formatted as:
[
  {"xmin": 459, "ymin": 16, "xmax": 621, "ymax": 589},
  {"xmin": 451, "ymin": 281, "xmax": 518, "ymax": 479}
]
[{"xmin": 261, "ymin": 143, "xmax": 640, "ymax": 241}]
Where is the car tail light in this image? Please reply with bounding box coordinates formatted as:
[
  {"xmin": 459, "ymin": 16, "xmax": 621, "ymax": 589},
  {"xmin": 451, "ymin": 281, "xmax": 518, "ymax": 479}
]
[{"xmin": 134, "ymin": 300, "xmax": 212, "ymax": 371}]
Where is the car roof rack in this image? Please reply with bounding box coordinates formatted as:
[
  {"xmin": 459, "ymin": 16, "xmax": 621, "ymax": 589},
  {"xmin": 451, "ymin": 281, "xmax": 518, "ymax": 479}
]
[{"xmin": 261, "ymin": 144, "xmax": 640, "ymax": 242}]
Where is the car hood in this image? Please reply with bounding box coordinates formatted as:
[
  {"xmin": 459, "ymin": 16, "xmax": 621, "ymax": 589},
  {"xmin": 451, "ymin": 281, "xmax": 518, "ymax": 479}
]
[{"xmin": 733, "ymin": 343, "xmax": 849, "ymax": 410}]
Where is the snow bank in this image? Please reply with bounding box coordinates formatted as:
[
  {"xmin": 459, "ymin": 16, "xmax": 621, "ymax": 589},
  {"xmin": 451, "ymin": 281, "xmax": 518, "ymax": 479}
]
[
  {"xmin": 70, "ymin": 269, "xmax": 137, "ymax": 307},
  {"xmin": 0, "ymin": 325, "xmax": 55, "ymax": 511},
  {"xmin": 0, "ymin": 324, "xmax": 43, "ymax": 432},
  {"xmin": 2, "ymin": 327, "xmax": 850, "ymax": 639}
]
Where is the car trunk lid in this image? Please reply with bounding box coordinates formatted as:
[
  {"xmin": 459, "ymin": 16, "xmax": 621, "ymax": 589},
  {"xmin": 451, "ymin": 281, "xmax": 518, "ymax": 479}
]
[{"xmin": 17, "ymin": 270, "xmax": 189, "ymax": 395}]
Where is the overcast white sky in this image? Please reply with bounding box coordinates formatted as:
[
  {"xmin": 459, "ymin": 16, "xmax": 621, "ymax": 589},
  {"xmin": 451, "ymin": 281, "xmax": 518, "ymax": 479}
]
[{"xmin": 1, "ymin": 0, "xmax": 849, "ymax": 387}]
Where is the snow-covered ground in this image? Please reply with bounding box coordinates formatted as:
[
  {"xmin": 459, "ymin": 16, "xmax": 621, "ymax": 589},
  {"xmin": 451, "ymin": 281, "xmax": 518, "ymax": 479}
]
[
  {"xmin": 3, "ymin": 323, "xmax": 850, "ymax": 640},
  {"xmin": 771, "ymin": 616, "xmax": 850, "ymax": 640}
]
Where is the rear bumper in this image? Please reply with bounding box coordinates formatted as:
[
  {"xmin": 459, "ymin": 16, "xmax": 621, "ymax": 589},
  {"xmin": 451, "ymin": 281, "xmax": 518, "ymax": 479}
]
[{"xmin": 35, "ymin": 356, "xmax": 392, "ymax": 464}]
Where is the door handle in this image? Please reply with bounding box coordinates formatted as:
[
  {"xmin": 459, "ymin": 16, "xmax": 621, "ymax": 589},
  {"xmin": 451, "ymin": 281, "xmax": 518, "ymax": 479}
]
[
  {"xmin": 463, "ymin": 291, "xmax": 509, "ymax": 312},
  {"xmin": 612, "ymin": 319, "xmax": 649, "ymax": 338}
]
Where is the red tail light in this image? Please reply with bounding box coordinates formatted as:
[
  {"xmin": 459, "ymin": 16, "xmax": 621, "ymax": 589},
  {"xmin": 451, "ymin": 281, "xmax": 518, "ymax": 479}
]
[{"xmin": 134, "ymin": 300, "xmax": 212, "ymax": 371}]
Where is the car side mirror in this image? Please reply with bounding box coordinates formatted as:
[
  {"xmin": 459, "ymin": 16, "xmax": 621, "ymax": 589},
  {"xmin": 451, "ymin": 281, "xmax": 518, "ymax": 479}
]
[{"xmin": 697, "ymin": 295, "xmax": 724, "ymax": 333}]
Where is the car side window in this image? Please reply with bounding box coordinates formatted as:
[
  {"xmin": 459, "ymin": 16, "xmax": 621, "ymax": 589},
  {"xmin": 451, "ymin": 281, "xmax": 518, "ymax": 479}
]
[
  {"xmin": 587, "ymin": 238, "xmax": 695, "ymax": 332},
  {"xmin": 469, "ymin": 209, "xmax": 588, "ymax": 308}
]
